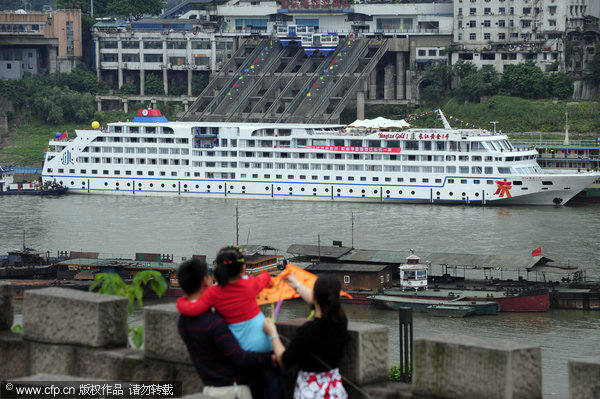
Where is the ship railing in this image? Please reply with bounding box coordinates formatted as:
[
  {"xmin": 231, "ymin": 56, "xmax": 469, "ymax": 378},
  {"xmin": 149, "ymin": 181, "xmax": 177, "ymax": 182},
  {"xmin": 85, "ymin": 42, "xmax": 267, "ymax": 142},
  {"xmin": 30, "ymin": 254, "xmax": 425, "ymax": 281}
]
[{"xmin": 515, "ymin": 139, "xmax": 600, "ymax": 148}]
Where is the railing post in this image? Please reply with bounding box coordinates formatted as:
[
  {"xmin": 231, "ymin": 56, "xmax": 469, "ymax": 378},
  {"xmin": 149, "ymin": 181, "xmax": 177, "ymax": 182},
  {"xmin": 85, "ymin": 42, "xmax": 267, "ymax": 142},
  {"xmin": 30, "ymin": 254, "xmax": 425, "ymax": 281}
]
[{"xmin": 398, "ymin": 307, "xmax": 413, "ymax": 382}]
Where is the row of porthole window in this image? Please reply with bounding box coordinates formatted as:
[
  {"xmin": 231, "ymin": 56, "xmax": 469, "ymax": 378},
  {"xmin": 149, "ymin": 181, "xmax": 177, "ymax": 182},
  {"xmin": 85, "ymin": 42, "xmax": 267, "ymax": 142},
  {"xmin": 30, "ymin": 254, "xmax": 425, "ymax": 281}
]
[{"xmin": 67, "ymin": 181, "xmax": 478, "ymax": 197}]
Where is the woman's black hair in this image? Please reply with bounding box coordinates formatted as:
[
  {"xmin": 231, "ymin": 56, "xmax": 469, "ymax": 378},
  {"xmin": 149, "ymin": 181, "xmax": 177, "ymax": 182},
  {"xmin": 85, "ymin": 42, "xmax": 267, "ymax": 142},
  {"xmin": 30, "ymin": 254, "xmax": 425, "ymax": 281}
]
[
  {"xmin": 214, "ymin": 245, "xmax": 245, "ymax": 287},
  {"xmin": 313, "ymin": 273, "xmax": 347, "ymax": 330}
]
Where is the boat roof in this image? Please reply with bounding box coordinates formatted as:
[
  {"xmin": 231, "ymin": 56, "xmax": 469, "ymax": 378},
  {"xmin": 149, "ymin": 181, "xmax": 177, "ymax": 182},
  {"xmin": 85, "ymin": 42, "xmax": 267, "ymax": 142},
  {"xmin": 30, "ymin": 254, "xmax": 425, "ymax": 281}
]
[
  {"xmin": 337, "ymin": 249, "xmax": 412, "ymax": 264},
  {"xmin": 286, "ymin": 244, "xmax": 353, "ymax": 258},
  {"xmin": 421, "ymin": 252, "xmax": 578, "ymax": 273},
  {"xmin": 306, "ymin": 262, "xmax": 391, "ymax": 273}
]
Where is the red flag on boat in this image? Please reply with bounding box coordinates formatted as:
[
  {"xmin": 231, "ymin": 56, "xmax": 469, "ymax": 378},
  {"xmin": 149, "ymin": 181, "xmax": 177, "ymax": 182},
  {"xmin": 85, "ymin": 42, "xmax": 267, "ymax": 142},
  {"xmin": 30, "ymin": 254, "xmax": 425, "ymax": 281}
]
[
  {"xmin": 60, "ymin": 131, "xmax": 68, "ymax": 140},
  {"xmin": 531, "ymin": 247, "xmax": 542, "ymax": 257}
]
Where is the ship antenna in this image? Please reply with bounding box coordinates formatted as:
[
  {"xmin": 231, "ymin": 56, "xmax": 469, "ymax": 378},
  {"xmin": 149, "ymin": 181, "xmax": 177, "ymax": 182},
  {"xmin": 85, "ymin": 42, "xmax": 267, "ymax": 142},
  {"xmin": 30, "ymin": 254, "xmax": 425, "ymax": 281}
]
[
  {"xmin": 22, "ymin": 231, "xmax": 26, "ymax": 251},
  {"xmin": 438, "ymin": 109, "xmax": 452, "ymax": 130}
]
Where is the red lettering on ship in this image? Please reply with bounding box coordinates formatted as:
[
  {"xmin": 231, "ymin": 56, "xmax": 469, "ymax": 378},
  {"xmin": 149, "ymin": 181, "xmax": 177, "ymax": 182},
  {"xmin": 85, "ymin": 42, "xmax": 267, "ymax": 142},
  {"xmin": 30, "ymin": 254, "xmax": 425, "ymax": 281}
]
[
  {"xmin": 307, "ymin": 145, "xmax": 401, "ymax": 153},
  {"xmin": 495, "ymin": 179, "xmax": 512, "ymax": 198}
]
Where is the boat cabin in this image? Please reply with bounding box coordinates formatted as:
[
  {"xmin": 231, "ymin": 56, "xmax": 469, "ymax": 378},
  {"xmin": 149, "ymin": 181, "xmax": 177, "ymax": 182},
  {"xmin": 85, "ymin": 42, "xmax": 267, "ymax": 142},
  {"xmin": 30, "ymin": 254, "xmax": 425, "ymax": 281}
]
[{"xmin": 399, "ymin": 254, "xmax": 428, "ymax": 291}]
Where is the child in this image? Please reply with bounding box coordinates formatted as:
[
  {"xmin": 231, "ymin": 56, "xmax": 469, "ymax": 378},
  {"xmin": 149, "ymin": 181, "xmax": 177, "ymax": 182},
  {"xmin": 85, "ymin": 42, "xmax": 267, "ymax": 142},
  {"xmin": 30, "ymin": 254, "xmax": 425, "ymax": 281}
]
[
  {"xmin": 177, "ymin": 245, "xmax": 283, "ymax": 399},
  {"xmin": 176, "ymin": 245, "xmax": 272, "ymax": 352}
]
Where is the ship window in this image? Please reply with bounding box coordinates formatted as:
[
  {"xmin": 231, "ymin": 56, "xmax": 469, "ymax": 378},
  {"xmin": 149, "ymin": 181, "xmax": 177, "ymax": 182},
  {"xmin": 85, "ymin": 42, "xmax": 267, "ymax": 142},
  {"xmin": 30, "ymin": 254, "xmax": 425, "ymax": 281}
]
[
  {"xmin": 422, "ymin": 178, "xmax": 429, "ymax": 183},
  {"xmin": 446, "ymin": 155, "xmax": 456, "ymax": 161},
  {"xmin": 513, "ymin": 181, "xmax": 523, "ymax": 185},
  {"xmin": 474, "ymin": 180, "xmax": 480, "ymax": 184},
  {"xmin": 348, "ymin": 176, "xmax": 354, "ymax": 181},
  {"xmin": 410, "ymin": 178, "xmax": 416, "ymax": 182},
  {"xmin": 485, "ymin": 167, "xmax": 493, "ymax": 174},
  {"xmin": 337, "ymin": 176, "xmax": 342, "ymax": 181},
  {"xmin": 171, "ymin": 172, "xmax": 177, "ymax": 176},
  {"xmin": 459, "ymin": 167, "xmax": 469, "ymax": 174},
  {"xmin": 397, "ymin": 178, "xmax": 403, "ymax": 182},
  {"xmin": 58, "ymin": 168, "xmax": 64, "ymax": 173},
  {"xmin": 447, "ymin": 166, "xmax": 456, "ymax": 173},
  {"xmin": 448, "ymin": 179, "xmax": 454, "ymax": 183},
  {"xmin": 405, "ymin": 141, "xmax": 418, "ymax": 150},
  {"xmin": 343, "ymin": 275, "xmax": 350, "ymax": 284},
  {"xmin": 498, "ymin": 167, "xmax": 511, "ymax": 174},
  {"xmin": 542, "ymin": 181, "xmax": 553, "ymax": 186},
  {"xmin": 300, "ymin": 175, "xmax": 306, "ymax": 180},
  {"xmin": 461, "ymin": 179, "xmax": 467, "ymax": 184},
  {"xmin": 435, "ymin": 179, "xmax": 442, "ymax": 183},
  {"xmin": 360, "ymin": 177, "xmax": 366, "ymax": 181}
]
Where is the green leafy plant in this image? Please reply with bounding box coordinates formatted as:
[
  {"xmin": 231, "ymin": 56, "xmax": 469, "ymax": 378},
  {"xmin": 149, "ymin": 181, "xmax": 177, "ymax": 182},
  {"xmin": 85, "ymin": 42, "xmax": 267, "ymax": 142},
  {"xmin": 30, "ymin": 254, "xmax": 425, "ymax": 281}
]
[
  {"xmin": 11, "ymin": 324, "xmax": 22, "ymax": 334},
  {"xmin": 390, "ymin": 362, "xmax": 411, "ymax": 382},
  {"xmin": 89, "ymin": 270, "xmax": 168, "ymax": 348}
]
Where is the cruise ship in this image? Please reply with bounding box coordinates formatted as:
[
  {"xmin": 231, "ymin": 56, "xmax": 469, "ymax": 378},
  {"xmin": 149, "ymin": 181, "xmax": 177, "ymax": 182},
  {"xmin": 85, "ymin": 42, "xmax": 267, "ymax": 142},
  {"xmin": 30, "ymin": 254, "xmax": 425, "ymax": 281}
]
[{"xmin": 41, "ymin": 109, "xmax": 600, "ymax": 205}]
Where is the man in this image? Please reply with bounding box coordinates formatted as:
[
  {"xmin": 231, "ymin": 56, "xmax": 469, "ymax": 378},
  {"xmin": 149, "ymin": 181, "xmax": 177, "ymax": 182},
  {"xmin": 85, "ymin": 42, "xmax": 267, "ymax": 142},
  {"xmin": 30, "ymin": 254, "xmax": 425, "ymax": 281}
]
[{"xmin": 177, "ymin": 258, "xmax": 272, "ymax": 399}]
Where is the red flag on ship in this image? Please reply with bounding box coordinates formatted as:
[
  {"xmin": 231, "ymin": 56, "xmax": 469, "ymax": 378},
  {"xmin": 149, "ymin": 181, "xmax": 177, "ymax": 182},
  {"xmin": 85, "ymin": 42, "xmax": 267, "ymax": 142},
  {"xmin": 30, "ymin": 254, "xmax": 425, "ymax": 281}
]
[
  {"xmin": 531, "ymin": 247, "xmax": 542, "ymax": 257},
  {"xmin": 60, "ymin": 131, "xmax": 68, "ymax": 140}
]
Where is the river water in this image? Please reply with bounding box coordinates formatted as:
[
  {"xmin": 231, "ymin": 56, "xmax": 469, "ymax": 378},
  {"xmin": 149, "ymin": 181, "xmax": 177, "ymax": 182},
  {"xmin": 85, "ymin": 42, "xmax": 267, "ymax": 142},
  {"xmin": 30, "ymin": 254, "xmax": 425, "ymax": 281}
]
[{"xmin": 2, "ymin": 195, "xmax": 600, "ymax": 398}]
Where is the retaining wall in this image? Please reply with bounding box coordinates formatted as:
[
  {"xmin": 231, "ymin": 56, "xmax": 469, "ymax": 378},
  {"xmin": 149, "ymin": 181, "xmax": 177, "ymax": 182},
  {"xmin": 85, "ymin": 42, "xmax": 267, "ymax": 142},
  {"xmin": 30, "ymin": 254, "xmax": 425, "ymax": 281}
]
[{"xmin": 0, "ymin": 283, "xmax": 598, "ymax": 398}]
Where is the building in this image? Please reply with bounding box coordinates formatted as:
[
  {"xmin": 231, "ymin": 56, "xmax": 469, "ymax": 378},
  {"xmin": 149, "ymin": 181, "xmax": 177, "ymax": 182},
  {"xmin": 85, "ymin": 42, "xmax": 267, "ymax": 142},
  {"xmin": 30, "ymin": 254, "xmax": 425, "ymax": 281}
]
[
  {"xmin": 305, "ymin": 262, "xmax": 394, "ymax": 291},
  {"xmin": 450, "ymin": 0, "xmax": 595, "ymax": 73},
  {"xmin": 0, "ymin": 9, "xmax": 82, "ymax": 79},
  {"xmin": 91, "ymin": 0, "xmax": 455, "ymax": 112}
]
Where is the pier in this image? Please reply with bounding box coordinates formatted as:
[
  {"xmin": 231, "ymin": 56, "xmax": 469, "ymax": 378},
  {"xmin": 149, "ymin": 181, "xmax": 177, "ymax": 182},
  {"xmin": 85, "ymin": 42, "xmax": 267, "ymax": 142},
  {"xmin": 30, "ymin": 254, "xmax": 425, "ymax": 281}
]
[{"xmin": 1, "ymin": 281, "xmax": 599, "ymax": 398}]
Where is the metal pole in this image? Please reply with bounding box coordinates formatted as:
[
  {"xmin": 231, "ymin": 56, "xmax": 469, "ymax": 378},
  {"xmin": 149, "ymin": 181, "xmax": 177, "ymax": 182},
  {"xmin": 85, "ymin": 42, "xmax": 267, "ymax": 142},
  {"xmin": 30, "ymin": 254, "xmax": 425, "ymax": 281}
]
[{"xmin": 398, "ymin": 307, "xmax": 413, "ymax": 382}]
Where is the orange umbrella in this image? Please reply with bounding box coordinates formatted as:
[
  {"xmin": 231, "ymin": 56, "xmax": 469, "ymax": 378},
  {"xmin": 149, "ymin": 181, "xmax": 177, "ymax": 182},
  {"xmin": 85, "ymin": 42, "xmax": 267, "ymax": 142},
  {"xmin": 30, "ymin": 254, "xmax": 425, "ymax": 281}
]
[{"xmin": 256, "ymin": 264, "xmax": 352, "ymax": 305}]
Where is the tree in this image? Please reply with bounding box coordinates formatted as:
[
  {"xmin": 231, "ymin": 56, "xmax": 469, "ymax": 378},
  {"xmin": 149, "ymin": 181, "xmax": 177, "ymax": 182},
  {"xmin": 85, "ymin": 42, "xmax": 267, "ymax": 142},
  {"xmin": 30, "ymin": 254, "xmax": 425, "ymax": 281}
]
[
  {"xmin": 144, "ymin": 74, "xmax": 164, "ymax": 95},
  {"xmin": 586, "ymin": 44, "xmax": 600, "ymax": 87},
  {"xmin": 192, "ymin": 74, "xmax": 208, "ymax": 96},
  {"xmin": 106, "ymin": 0, "xmax": 166, "ymax": 19},
  {"xmin": 455, "ymin": 65, "xmax": 499, "ymax": 103},
  {"xmin": 547, "ymin": 72, "xmax": 573, "ymax": 99},
  {"xmin": 500, "ymin": 61, "xmax": 547, "ymax": 98}
]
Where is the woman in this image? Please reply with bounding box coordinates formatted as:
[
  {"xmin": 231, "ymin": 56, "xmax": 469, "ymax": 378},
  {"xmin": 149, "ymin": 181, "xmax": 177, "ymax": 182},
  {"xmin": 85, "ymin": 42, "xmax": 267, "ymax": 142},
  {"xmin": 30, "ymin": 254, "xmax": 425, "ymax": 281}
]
[{"xmin": 263, "ymin": 273, "xmax": 348, "ymax": 399}]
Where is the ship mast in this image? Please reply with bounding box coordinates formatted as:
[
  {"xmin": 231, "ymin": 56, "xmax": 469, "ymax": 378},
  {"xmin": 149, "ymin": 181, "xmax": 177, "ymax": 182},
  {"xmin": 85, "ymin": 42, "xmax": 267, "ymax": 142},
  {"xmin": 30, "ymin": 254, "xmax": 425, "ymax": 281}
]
[
  {"xmin": 563, "ymin": 110, "xmax": 570, "ymax": 146},
  {"xmin": 438, "ymin": 109, "xmax": 452, "ymax": 130}
]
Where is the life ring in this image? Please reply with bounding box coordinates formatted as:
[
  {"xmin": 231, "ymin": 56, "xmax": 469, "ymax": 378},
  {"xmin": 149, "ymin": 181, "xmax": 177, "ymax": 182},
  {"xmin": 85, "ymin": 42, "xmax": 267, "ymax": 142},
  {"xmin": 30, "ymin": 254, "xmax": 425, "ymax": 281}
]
[{"xmin": 142, "ymin": 109, "xmax": 149, "ymax": 116}]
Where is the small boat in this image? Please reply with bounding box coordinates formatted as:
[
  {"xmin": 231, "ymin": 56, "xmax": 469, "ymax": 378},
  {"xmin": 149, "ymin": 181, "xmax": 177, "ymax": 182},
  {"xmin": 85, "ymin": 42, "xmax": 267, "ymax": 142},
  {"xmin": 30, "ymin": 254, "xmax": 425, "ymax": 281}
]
[
  {"xmin": 0, "ymin": 248, "xmax": 59, "ymax": 279},
  {"xmin": 1, "ymin": 167, "xmax": 67, "ymax": 196},
  {"xmin": 427, "ymin": 304, "xmax": 476, "ymax": 318},
  {"xmin": 368, "ymin": 294, "xmax": 500, "ymax": 315}
]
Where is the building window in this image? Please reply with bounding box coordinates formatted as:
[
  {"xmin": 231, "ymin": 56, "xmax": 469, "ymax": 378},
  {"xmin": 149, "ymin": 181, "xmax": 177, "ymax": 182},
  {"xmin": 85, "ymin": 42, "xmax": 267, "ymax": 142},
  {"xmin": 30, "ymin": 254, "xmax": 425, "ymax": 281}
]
[
  {"xmin": 499, "ymin": 33, "xmax": 506, "ymax": 40},
  {"xmin": 380, "ymin": 275, "xmax": 384, "ymax": 283},
  {"xmin": 343, "ymin": 275, "xmax": 350, "ymax": 284},
  {"xmin": 469, "ymin": 20, "xmax": 476, "ymax": 28},
  {"xmin": 499, "ymin": 20, "xmax": 505, "ymax": 27},
  {"xmin": 484, "ymin": 33, "xmax": 491, "ymax": 40},
  {"xmin": 469, "ymin": 33, "xmax": 476, "ymax": 40},
  {"xmin": 499, "ymin": 7, "xmax": 505, "ymax": 14},
  {"xmin": 469, "ymin": 7, "xmax": 476, "ymax": 15},
  {"xmin": 483, "ymin": 20, "xmax": 491, "ymax": 27},
  {"xmin": 484, "ymin": 8, "xmax": 491, "ymax": 15}
]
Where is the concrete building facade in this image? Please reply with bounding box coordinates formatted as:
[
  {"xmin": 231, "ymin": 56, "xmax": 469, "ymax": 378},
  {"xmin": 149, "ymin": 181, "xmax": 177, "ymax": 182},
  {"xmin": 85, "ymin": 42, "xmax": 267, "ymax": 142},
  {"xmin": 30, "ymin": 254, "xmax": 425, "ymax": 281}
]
[
  {"xmin": 451, "ymin": 0, "xmax": 595, "ymax": 73},
  {"xmin": 0, "ymin": 9, "xmax": 82, "ymax": 79},
  {"xmin": 91, "ymin": 0, "xmax": 454, "ymax": 105}
]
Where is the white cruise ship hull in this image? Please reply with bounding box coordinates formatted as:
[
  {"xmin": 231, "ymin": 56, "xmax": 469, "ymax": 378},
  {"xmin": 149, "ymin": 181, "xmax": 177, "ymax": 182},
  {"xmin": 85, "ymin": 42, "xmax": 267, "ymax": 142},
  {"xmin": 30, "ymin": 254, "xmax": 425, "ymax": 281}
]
[{"xmin": 41, "ymin": 110, "xmax": 600, "ymax": 206}]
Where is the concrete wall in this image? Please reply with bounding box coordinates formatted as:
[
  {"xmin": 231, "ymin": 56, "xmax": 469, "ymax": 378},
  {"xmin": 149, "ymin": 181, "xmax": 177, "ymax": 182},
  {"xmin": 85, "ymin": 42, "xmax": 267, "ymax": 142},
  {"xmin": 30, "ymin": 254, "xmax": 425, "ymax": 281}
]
[{"xmin": 1, "ymin": 283, "xmax": 599, "ymax": 399}]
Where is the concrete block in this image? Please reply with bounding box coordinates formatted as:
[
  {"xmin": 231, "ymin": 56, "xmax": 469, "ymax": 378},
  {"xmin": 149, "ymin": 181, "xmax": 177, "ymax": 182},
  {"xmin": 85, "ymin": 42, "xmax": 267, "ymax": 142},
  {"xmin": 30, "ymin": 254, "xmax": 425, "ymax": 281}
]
[
  {"xmin": 0, "ymin": 282, "xmax": 12, "ymax": 330},
  {"xmin": 0, "ymin": 330, "xmax": 27, "ymax": 380},
  {"xmin": 76, "ymin": 347, "xmax": 142, "ymax": 380},
  {"xmin": 121, "ymin": 349, "xmax": 174, "ymax": 381},
  {"xmin": 174, "ymin": 363, "xmax": 205, "ymax": 396},
  {"xmin": 569, "ymin": 356, "xmax": 600, "ymax": 399},
  {"xmin": 413, "ymin": 334, "xmax": 542, "ymax": 399},
  {"xmin": 144, "ymin": 303, "xmax": 191, "ymax": 364},
  {"xmin": 275, "ymin": 319, "xmax": 389, "ymax": 387},
  {"xmin": 22, "ymin": 287, "xmax": 128, "ymax": 348},
  {"xmin": 29, "ymin": 341, "xmax": 76, "ymax": 376}
]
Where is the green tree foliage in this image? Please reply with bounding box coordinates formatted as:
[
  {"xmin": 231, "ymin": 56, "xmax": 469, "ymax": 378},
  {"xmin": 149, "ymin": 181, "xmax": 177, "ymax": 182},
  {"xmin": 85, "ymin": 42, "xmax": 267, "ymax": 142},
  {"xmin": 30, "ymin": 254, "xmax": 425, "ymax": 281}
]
[
  {"xmin": 106, "ymin": 0, "xmax": 166, "ymax": 18},
  {"xmin": 118, "ymin": 83, "xmax": 138, "ymax": 95},
  {"xmin": 192, "ymin": 74, "xmax": 208, "ymax": 96},
  {"xmin": 89, "ymin": 270, "xmax": 167, "ymax": 348},
  {"xmin": 0, "ymin": 68, "xmax": 99, "ymax": 124},
  {"xmin": 500, "ymin": 61, "xmax": 547, "ymax": 98},
  {"xmin": 585, "ymin": 44, "xmax": 600, "ymax": 87},
  {"xmin": 145, "ymin": 74, "xmax": 165, "ymax": 95},
  {"xmin": 451, "ymin": 60, "xmax": 477, "ymax": 80},
  {"xmin": 455, "ymin": 65, "xmax": 499, "ymax": 103},
  {"xmin": 89, "ymin": 270, "xmax": 167, "ymax": 314},
  {"xmin": 547, "ymin": 72, "xmax": 573, "ymax": 99}
]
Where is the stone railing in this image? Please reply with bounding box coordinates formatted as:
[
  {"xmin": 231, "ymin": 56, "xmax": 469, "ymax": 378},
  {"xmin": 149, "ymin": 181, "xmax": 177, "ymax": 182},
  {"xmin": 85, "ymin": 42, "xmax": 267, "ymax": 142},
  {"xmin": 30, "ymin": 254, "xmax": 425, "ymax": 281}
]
[{"xmin": 1, "ymin": 282, "xmax": 599, "ymax": 398}]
